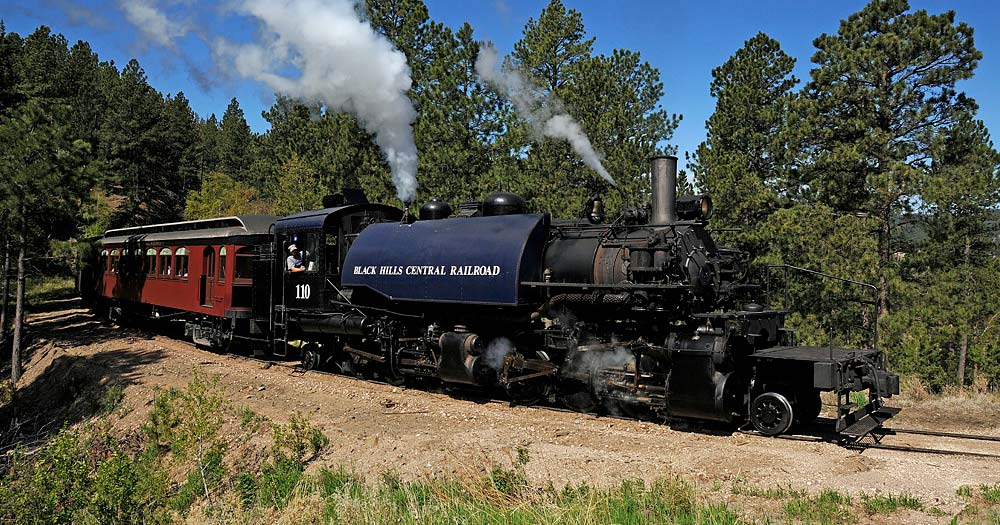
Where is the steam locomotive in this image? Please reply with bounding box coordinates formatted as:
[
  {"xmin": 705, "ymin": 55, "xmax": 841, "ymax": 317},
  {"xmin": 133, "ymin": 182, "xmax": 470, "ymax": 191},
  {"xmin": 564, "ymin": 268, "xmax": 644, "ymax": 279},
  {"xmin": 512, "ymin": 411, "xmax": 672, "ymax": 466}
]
[{"xmin": 93, "ymin": 156, "xmax": 899, "ymax": 438}]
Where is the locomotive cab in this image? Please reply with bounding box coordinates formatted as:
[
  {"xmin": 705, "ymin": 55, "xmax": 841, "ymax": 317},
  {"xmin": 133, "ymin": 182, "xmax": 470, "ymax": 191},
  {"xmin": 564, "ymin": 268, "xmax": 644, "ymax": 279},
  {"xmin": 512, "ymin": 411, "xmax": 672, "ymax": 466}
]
[
  {"xmin": 273, "ymin": 202, "xmax": 403, "ymax": 311},
  {"xmin": 269, "ymin": 201, "xmax": 403, "ymax": 355}
]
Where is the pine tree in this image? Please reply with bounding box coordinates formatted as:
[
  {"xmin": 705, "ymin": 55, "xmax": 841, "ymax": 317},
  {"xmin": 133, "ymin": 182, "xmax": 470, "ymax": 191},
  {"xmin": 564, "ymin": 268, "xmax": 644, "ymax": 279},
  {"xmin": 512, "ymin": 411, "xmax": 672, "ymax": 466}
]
[
  {"xmin": 98, "ymin": 59, "xmax": 165, "ymax": 225},
  {"xmin": 890, "ymin": 113, "xmax": 1000, "ymax": 386},
  {"xmin": 0, "ymin": 100, "xmax": 92, "ymax": 382},
  {"xmin": 505, "ymin": 0, "xmax": 677, "ymax": 217},
  {"xmin": 689, "ymin": 32, "xmax": 797, "ymax": 249},
  {"xmin": 0, "ymin": 22, "xmax": 24, "ymax": 113},
  {"xmin": 194, "ymin": 114, "xmax": 221, "ymax": 179},
  {"xmin": 512, "ymin": 0, "xmax": 593, "ymax": 93},
  {"xmin": 410, "ymin": 22, "xmax": 500, "ymax": 204},
  {"xmin": 792, "ymin": 0, "xmax": 981, "ymax": 320},
  {"xmin": 219, "ymin": 97, "xmax": 253, "ymax": 181},
  {"xmin": 153, "ymin": 92, "xmax": 200, "ymax": 221}
]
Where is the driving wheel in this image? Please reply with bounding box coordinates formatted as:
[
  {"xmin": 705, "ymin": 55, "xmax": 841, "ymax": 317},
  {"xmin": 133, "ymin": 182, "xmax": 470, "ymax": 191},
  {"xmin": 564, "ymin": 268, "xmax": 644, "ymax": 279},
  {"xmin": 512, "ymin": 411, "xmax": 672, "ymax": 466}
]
[{"xmin": 750, "ymin": 392, "xmax": 794, "ymax": 436}]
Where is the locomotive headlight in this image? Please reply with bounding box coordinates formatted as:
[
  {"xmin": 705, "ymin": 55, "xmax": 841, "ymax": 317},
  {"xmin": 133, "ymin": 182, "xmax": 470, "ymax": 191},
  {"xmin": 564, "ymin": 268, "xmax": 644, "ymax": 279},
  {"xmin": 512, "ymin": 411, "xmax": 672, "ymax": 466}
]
[{"xmin": 677, "ymin": 195, "xmax": 714, "ymax": 222}]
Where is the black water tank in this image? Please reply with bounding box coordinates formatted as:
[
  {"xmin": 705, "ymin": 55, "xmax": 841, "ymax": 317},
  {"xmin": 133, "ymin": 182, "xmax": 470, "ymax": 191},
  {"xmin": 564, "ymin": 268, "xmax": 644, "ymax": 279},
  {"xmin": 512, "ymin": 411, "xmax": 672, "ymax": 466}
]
[
  {"xmin": 419, "ymin": 199, "xmax": 453, "ymax": 220},
  {"xmin": 482, "ymin": 192, "xmax": 526, "ymax": 216}
]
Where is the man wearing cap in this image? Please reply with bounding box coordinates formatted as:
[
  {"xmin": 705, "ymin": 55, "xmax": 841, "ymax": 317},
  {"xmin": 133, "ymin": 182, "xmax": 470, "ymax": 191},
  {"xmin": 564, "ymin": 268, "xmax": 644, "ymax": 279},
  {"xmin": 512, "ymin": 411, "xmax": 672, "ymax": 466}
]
[{"xmin": 287, "ymin": 244, "xmax": 307, "ymax": 273}]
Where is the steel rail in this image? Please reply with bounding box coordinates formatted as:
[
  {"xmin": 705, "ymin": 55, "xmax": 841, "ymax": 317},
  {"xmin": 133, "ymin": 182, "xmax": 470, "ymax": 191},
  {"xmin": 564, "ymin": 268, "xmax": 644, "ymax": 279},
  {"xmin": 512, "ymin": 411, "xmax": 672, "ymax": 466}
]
[
  {"xmin": 844, "ymin": 442, "xmax": 1000, "ymax": 459},
  {"xmin": 740, "ymin": 428, "xmax": 1000, "ymax": 459},
  {"xmin": 879, "ymin": 427, "xmax": 1000, "ymax": 443}
]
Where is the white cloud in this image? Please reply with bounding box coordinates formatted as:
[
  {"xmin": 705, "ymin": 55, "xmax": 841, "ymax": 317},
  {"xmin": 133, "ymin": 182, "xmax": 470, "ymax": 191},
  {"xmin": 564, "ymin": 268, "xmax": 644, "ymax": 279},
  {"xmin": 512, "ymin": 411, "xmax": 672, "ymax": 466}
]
[{"xmin": 118, "ymin": 0, "xmax": 189, "ymax": 49}]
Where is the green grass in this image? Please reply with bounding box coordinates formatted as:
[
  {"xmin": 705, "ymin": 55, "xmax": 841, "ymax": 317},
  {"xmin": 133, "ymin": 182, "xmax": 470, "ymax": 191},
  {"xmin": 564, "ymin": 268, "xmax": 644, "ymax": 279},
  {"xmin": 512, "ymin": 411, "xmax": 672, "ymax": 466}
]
[
  {"xmin": 849, "ymin": 391, "xmax": 869, "ymax": 408},
  {"xmin": 99, "ymin": 384, "xmax": 125, "ymax": 415},
  {"xmin": 982, "ymin": 484, "xmax": 1000, "ymax": 505},
  {"xmin": 784, "ymin": 489, "xmax": 854, "ymax": 525},
  {"xmin": 320, "ymin": 475, "xmax": 742, "ymax": 525},
  {"xmin": 731, "ymin": 482, "xmax": 807, "ymax": 500},
  {"xmin": 953, "ymin": 483, "xmax": 1000, "ymax": 524},
  {"xmin": 859, "ymin": 492, "xmax": 923, "ymax": 514},
  {"xmin": 25, "ymin": 275, "xmax": 76, "ymax": 303}
]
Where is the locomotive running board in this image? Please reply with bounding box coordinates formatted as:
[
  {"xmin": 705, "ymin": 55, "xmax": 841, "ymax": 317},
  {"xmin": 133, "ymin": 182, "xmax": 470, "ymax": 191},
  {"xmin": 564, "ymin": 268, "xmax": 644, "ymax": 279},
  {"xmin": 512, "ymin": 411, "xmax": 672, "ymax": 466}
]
[{"xmin": 838, "ymin": 404, "xmax": 901, "ymax": 441}]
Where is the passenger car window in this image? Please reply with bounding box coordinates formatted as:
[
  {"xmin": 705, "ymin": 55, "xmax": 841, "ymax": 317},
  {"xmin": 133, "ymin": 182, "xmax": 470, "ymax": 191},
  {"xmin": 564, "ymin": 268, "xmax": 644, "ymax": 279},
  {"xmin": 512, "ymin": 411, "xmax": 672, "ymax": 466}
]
[
  {"xmin": 219, "ymin": 247, "xmax": 227, "ymax": 281},
  {"xmin": 159, "ymin": 248, "xmax": 172, "ymax": 276},
  {"xmin": 145, "ymin": 248, "xmax": 157, "ymax": 274},
  {"xmin": 175, "ymin": 248, "xmax": 189, "ymax": 278}
]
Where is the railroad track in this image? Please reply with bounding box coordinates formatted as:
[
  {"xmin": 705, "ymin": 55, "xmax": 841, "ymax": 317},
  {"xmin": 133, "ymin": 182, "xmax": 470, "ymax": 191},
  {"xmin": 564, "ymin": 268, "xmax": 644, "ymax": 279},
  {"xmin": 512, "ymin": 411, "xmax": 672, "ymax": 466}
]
[
  {"xmin": 218, "ymin": 351, "xmax": 1000, "ymax": 459},
  {"xmin": 739, "ymin": 422, "xmax": 1000, "ymax": 459},
  {"xmin": 851, "ymin": 427, "xmax": 1000, "ymax": 459}
]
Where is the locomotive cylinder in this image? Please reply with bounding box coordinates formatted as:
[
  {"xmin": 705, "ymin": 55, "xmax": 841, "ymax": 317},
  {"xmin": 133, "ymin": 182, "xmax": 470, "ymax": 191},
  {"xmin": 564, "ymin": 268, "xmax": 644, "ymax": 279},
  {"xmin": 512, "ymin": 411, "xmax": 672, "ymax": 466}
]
[
  {"xmin": 296, "ymin": 314, "xmax": 370, "ymax": 336},
  {"xmin": 438, "ymin": 331, "xmax": 486, "ymax": 385},
  {"xmin": 650, "ymin": 155, "xmax": 678, "ymax": 226}
]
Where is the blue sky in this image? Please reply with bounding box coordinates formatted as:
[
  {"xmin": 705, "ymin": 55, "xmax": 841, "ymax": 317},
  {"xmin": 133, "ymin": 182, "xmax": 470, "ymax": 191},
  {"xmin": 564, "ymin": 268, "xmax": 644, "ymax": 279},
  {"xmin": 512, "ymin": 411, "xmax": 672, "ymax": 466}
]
[{"xmin": 3, "ymin": 0, "xmax": 998, "ymax": 173}]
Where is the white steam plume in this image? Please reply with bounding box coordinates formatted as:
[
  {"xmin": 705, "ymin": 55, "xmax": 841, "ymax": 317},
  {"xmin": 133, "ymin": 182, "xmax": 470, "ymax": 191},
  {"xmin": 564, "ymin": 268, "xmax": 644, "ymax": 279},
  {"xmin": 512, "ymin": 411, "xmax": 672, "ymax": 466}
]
[
  {"xmin": 117, "ymin": 0, "xmax": 420, "ymax": 204},
  {"xmin": 476, "ymin": 45, "xmax": 616, "ymax": 187},
  {"xmin": 215, "ymin": 0, "xmax": 419, "ymax": 203}
]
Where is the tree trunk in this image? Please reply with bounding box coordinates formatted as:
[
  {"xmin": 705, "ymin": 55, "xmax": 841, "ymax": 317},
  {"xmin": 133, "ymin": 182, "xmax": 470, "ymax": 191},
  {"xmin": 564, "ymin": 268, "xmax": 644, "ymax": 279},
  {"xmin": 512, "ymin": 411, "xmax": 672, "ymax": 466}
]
[
  {"xmin": 957, "ymin": 332, "xmax": 968, "ymax": 387},
  {"xmin": 11, "ymin": 209, "xmax": 26, "ymax": 385},
  {"xmin": 11, "ymin": 240, "xmax": 25, "ymax": 385},
  {"xmin": 957, "ymin": 235, "xmax": 971, "ymax": 387},
  {"xmin": 877, "ymin": 208, "xmax": 891, "ymax": 320},
  {"xmin": 0, "ymin": 238, "xmax": 9, "ymax": 348}
]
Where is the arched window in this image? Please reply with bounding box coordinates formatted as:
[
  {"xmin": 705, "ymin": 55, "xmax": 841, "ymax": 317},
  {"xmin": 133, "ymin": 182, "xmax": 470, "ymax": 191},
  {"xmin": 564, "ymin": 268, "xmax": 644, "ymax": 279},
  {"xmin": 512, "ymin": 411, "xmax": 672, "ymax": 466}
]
[
  {"xmin": 110, "ymin": 249, "xmax": 120, "ymax": 274},
  {"xmin": 159, "ymin": 248, "xmax": 173, "ymax": 276},
  {"xmin": 145, "ymin": 248, "xmax": 157, "ymax": 274},
  {"xmin": 218, "ymin": 247, "xmax": 227, "ymax": 281},
  {"xmin": 175, "ymin": 248, "xmax": 189, "ymax": 278}
]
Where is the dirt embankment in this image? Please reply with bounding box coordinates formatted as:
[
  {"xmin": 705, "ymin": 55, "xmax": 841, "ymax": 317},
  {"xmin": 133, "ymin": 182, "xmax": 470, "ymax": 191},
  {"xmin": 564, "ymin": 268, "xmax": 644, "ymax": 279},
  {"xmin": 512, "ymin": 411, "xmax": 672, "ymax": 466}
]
[{"xmin": 10, "ymin": 299, "xmax": 1000, "ymax": 522}]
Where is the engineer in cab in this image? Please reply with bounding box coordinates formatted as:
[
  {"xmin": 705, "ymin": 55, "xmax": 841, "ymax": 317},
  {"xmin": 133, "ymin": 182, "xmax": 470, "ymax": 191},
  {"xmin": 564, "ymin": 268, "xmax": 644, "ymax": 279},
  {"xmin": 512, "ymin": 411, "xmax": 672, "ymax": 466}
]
[{"xmin": 287, "ymin": 244, "xmax": 311, "ymax": 273}]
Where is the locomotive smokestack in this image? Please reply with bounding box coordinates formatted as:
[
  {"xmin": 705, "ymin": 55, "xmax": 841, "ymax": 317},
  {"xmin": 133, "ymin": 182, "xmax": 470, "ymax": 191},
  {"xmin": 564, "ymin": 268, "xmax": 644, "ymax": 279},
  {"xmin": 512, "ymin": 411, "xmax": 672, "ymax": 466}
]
[{"xmin": 650, "ymin": 155, "xmax": 678, "ymax": 225}]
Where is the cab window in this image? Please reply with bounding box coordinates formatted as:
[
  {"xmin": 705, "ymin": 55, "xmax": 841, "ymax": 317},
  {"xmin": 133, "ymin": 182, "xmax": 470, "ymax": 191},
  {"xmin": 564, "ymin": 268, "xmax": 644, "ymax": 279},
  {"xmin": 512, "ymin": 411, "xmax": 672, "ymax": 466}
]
[{"xmin": 285, "ymin": 233, "xmax": 319, "ymax": 273}]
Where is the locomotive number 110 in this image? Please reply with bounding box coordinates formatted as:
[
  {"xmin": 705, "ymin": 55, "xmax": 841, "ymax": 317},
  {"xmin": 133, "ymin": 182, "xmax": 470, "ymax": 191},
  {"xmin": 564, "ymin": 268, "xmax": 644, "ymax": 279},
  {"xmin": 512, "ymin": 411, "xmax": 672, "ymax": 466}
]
[{"xmin": 295, "ymin": 284, "xmax": 311, "ymax": 300}]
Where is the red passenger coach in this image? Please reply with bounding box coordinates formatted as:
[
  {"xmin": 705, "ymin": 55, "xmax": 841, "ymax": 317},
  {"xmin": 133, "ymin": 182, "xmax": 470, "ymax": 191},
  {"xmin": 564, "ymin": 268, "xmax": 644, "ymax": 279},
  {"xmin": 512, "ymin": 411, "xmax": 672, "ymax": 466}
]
[{"xmin": 96, "ymin": 215, "xmax": 276, "ymax": 347}]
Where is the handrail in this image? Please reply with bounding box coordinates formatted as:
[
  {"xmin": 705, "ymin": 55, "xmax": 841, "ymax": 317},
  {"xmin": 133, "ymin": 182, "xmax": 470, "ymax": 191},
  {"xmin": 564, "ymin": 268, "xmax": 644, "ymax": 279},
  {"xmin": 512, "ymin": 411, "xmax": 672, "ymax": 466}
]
[{"xmin": 765, "ymin": 264, "xmax": 879, "ymax": 351}]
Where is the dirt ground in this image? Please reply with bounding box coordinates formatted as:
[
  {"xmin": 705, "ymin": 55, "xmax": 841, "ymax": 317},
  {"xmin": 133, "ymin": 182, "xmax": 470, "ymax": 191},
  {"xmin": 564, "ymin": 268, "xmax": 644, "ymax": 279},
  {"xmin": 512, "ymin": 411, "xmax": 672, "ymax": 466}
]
[{"xmin": 14, "ymin": 299, "xmax": 1000, "ymax": 521}]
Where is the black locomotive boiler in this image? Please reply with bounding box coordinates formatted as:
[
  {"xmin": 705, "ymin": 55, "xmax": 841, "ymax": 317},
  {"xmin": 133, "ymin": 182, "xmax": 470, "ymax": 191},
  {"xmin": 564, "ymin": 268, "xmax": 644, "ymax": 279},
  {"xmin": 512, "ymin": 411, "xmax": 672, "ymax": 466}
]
[{"xmin": 95, "ymin": 156, "xmax": 899, "ymax": 438}]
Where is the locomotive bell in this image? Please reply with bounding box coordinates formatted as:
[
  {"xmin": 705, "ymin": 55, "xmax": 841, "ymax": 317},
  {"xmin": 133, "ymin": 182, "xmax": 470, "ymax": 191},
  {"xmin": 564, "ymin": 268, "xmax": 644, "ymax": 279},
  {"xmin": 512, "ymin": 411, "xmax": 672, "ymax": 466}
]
[
  {"xmin": 419, "ymin": 198, "xmax": 453, "ymax": 220},
  {"xmin": 586, "ymin": 196, "xmax": 606, "ymax": 224},
  {"xmin": 482, "ymin": 192, "xmax": 526, "ymax": 216}
]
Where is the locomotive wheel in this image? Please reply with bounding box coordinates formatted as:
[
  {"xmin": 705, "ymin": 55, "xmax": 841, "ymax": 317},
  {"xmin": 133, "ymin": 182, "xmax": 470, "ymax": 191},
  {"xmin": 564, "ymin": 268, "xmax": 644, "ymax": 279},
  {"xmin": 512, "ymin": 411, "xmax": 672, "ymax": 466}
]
[
  {"xmin": 504, "ymin": 380, "xmax": 550, "ymax": 406},
  {"xmin": 750, "ymin": 392, "xmax": 794, "ymax": 436},
  {"xmin": 795, "ymin": 390, "xmax": 822, "ymax": 425},
  {"xmin": 615, "ymin": 400, "xmax": 654, "ymax": 421},
  {"xmin": 559, "ymin": 385, "xmax": 598, "ymax": 414},
  {"xmin": 301, "ymin": 347, "xmax": 321, "ymax": 371}
]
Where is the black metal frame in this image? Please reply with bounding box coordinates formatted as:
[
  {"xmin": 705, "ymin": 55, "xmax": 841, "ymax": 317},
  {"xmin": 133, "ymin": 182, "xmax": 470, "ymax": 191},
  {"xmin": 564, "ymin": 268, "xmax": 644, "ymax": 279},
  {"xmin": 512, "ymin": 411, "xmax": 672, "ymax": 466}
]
[{"xmin": 765, "ymin": 264, "xmax": 879, "ymax": 351}]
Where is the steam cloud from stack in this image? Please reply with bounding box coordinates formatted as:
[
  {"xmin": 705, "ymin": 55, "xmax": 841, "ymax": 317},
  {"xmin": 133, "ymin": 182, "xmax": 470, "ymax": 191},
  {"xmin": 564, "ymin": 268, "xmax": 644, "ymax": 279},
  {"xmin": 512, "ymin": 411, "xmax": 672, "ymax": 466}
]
[
  {"xmin": 119, "ymin": 0, "xmax": 420, "ymax": 204},
  {"xmin": 475, "ymin": 45, "xmax": 616, "ymax": 187},
  {"xmin": 220, "ymin": 0, "xmax": 418, "ymax": 203}
]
